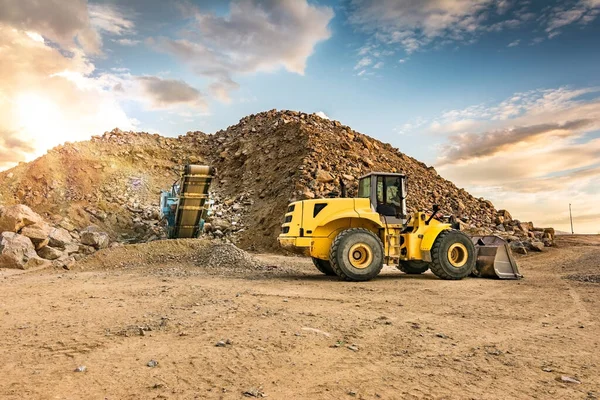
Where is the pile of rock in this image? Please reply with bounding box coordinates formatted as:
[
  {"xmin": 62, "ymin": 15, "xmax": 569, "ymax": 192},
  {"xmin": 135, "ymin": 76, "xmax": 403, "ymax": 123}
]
[
  {"xmin": 0, "ymin": 204, "xmax": 111, "ymax": 270},
  {"xmin": 0, "ymin": 109, "xmax": 555, "ymax": 253},
  {"xmin": 202, "ymin": 109, "xmax": 555, "ymax": 251},
  {"xmin": 491, "ymin": 209, "xmax": 555, "ymax": 254},
  {"xmin": 202, "ymin": 191, "xmax": 253, "ymax": 241}
]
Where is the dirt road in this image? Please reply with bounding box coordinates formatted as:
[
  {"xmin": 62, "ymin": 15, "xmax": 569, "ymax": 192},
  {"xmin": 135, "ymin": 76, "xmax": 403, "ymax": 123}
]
[{"xmin": 1, "ymin": 236, "xmax": 598, "ymax": 399}]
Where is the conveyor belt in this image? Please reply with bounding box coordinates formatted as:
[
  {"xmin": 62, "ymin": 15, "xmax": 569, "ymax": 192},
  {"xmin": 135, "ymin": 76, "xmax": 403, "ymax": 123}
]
[{"xmin": 171, "ymin": 165, "xmax": 214, "ymax": 238}]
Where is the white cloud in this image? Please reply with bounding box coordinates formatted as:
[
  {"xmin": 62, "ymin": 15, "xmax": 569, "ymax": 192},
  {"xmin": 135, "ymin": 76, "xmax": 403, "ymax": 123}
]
[
  {"xmin": 507, "ymin": 39, "xmax": 520, "ymax": 47},
  {"xmin": 0, "ymin": 0, "xmax": 100, "ymax": 52},
  {"xmin": 358, "ymin": 45, "xmax": 372, "ymax": 56},
  {"xmin": 25, "ymin": 31, "xmax": 44, "ymax": 43},
  {"xmin": 431, "ymin": 87, "xmax": 599, "ymax": 133},
  {"xmin": 88, "ymin": 4, "xmax": 135, "ymax": 37},
  {"xmin": 114, "ymin": 38, "xmax": 141, "ymax": 46},
  {"xmin": 373, "ymin": 61, "xmax": 384, "ymax": 69},
  {"xmin": 135, "ymin": 76, "xmax": 207, "ymax": 110},
  {"xmin": 496, "ymin": 0, "xmax": 512, "ymax": 14},
  {"xmin": 348, "ymin": 0, "xmax": 498, "ymax": 53},
  {"xmin": 354, "ymin": 57, "xmax": 373, "ymax": 69},
  {"xmin": 544, "ymin": 0, "xmax": 600, "ymax": 37},
  {"xmin": 348, "ymin": 0, "xmax": 600, "ymax": 56},
  {"xmin": 394, "ymin": 117, "xmax": 427, "ymax": 135},
  {"xmin": 153, "ymin": 0, "xmax": 334, "ymax": 102},
  {"xmin": 531, "ymin": 37, "xmax": 545, "ymax": 45},
  {"xmin": 315, "ymin": 111, "xmax": 330, "ymax": 120}
]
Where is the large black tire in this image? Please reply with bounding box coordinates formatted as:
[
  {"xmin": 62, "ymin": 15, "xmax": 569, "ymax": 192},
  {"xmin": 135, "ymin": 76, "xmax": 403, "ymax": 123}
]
[
  {"xmin": 311, "ymin": 257, "xmax": 336, "ymax": 276},
  {"xmin": 329, "ymin": 228, "xmax": 384, "ymax": 281},
  {"xmin": 429, "ymin": 230, "xmax": 476, "ymax": 280},
  {"xmin": 398, "ymin": 260, "xmax": 430, "ymax": 274}
]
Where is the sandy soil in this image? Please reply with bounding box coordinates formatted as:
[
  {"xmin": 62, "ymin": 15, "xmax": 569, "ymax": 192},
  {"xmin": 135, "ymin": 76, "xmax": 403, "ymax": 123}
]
[{"xmin": 0, "ymin": 236, "xmax": 599, "ymax": 399}]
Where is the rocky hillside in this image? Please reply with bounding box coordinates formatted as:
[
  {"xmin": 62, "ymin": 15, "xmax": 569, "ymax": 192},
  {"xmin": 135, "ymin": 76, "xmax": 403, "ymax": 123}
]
[{"xmin": 0, "ymin": 109, "xmax": 552, "ymax": 252}]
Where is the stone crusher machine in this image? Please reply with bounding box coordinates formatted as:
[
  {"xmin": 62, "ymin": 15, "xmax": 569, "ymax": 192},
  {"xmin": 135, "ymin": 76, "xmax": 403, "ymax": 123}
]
[
  {"xmin": 160, "ymin": 165, "xmax": 214, "ymax": 239},
  {"xmin": 278, "ymin": 171, "xmax": 522, "ymax": 281}
]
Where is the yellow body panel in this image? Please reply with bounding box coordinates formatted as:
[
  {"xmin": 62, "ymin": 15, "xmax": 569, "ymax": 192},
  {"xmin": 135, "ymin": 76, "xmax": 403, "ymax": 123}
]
[{"xmin": 278, "ymin": 198, "xmax": 451, "ymax": 263}]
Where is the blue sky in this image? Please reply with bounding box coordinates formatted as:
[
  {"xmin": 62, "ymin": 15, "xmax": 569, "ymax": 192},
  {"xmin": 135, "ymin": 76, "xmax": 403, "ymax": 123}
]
[
  {"xmin": 92, "ymin": 0, "xmax": 600, "ymax": 165},
  {"xmin": 1, "ymin": 0, "xmax": 599, "ymax": 232}
]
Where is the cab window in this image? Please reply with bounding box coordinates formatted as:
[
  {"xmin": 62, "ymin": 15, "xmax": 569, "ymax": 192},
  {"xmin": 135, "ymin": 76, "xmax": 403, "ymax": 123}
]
[
  {"xmin": 358, "ymin": 177, "xmax": 370, "ymax": 198},
  {"xmin": 376, "ymin": 176, "xmax": 403, "ymax": 216},
  {"xmin": 376, "ymin": 177, "xmax": 384, "ymax": 203}
]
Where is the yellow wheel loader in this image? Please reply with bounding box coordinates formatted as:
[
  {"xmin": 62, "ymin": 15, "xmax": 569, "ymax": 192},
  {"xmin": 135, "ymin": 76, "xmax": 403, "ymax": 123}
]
[{"xmin": 278, "ymin": 172, "xmax": 521, "ymax": 282}]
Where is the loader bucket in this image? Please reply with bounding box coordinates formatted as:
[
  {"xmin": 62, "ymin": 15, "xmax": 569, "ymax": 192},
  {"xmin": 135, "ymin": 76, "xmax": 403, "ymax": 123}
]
[{"xmin": 470, "ymin": 236, "xmax": 522, "ymax": 279}]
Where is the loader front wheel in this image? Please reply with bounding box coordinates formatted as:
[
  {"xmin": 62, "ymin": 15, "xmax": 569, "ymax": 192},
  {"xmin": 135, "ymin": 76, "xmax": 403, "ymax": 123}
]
[
  {"xmin": 329, "ymin": 228, "xmax": 384, "ymax": 281},
  {"xmin": 429, "ymin": 230, "xmax": 475, "ymax": 280},
  {"xmin": 398, "ymin": 260, "xmax": 430, "ymax": 274},
  {"xmin": 311, "ymin": 257, "xmax": 336, "ymax": 276}
]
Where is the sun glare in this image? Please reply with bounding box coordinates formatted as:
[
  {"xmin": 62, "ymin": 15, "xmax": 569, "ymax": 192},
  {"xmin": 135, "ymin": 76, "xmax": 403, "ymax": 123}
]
[
  {"xmin": 15, "ymin": 92, "xmax": 63, "ymax": 157},
  {"xmin": 25, "ymin": 31, "xmax": 44, "ymax": 43}
]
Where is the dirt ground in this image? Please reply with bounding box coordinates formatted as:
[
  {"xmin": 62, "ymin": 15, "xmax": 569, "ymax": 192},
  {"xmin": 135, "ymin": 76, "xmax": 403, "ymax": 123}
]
[{"xmin": 1, "ymin": 236, "xmax": 599, "ymax": 400}]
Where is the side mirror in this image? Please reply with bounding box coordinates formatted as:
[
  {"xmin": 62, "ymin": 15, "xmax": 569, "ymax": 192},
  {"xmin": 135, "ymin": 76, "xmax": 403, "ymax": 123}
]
[
  {"xmin": 339, "ymin": 177, "xmax": 347, "ymax": 198},
  {"xmin": 426, "ymin": 204, "xmax": 441, "ymax": 225}
]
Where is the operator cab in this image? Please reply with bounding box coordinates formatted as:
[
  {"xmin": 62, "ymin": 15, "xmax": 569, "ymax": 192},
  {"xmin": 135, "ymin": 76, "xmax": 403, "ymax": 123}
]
[{"xmin": 358, "ymin": 172, "xmax": 407, "ymax": 223}]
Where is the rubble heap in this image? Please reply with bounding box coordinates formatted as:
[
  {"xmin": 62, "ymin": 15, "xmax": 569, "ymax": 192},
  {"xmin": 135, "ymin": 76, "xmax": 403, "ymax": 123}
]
[
  {"xmin": 0, "ymin": 129, "xmax": 210, "ymax": 243},
  {"xmin": 0, "ymin": 109, "xmax": 554, "ymax": 255},
  {"xmin": 203, "ymin": 110, "xmax": 554, "ymax": 252}
]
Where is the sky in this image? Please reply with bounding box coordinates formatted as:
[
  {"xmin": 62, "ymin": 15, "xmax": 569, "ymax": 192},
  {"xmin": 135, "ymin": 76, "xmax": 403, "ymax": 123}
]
[{"xmin": 0, "ymin": 0, "xmax": 599, "ymax": 233}]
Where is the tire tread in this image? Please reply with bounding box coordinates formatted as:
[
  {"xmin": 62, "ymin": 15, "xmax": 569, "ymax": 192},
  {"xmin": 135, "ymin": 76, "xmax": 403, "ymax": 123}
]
[
  {"xmin": 312, "ymin": 257, "xmax": 336, "ymax": 276},
  {"xmin": 429, "ymin": 230, "xmax": 474, "ymax": 280}
]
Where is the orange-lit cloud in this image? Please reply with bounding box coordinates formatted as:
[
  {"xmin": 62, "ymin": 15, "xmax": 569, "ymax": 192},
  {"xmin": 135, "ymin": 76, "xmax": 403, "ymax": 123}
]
[
  {"xmin": 0, "ymin": 25, "xmax": 136, "ymax": 170},
  {"xmin": 432, "ymin": 87, "xmax": 600, "ymax": 233},
  {"xmin": 0, "ymin": 1, "xmax": 205, "ymax": 170}
]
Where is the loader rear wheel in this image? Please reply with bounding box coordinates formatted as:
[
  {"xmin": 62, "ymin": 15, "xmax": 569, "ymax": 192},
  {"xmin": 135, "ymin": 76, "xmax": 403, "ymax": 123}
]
[
  {"xmin": 329, "ymin": 228, "xmax": 384, "ymax": 281},
  {"xmin": 398, "ymin": 260, "xmax": 430, "ymax": 274},
  {"xmin": 311, "ymin": 257, "xmax": 336, "ymax": 276},
  {"xmin": 429, "ymin": 230, "xmax": 475, "ymax": 280}
]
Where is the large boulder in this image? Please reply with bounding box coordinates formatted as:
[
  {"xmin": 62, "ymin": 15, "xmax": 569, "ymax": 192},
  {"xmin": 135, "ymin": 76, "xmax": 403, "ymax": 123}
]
[
  {"xmin": 64, "ymin": 243, "xmax": 80, "ymax": 255},
  {"xmin": 37, "ymin": 245, "xmax": 63, "ymax": 260},
  {"xmin": 48, "ymin": 227, "xmax": 73, "ymax": 249},
  {"xmin": 0, "ymin": 232, "xmax": 47, "ymax": 269},
  {"xmin": 315, "ymin": 169, "xmax": 335, "ymax": 183},
  {"xmin": 210, "ymin": 218, "xmax": 233, "ymax": 233},
  {"xmin": 80, "ymin": 226, "xmax": 110, "ymax": 250},
  {"xmin": 0, "ymin": 205, "xmax": 43, "ymax": 233},
  {"xmin": 517, "ymin": 222, "xmax": 530, "ymax": 233},
  {"xmin": 527, "ymin": 241, "xmax": 545, "ymax": 252},
  {"xmin": 497, "ymin": 209, "xmax": 513, "ymax": 224},
  {"xmin": 20, "ymin": 222, "xmax": 52, "ymax": 249},
  {"xmin": 509, "ymin": 240, "xmax": 527, "ymax": 255},
  {"xmin": 78, "ymin": 244, "xmax": 96, "ymax": 255},
  {"xmin": 543, "ymin": 227, "xmax": 555, "ymax": 240}
]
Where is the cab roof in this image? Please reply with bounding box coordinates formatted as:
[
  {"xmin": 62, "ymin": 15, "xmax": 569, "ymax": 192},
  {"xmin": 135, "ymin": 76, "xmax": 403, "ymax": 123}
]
[{"xmin": 358, "ymin": 172, "xmax": 406, "ymax": 180}]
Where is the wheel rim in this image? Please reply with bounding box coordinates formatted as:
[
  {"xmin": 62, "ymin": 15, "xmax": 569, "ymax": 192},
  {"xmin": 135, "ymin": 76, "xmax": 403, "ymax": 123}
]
[
  {"xmin": 447, "ymin": 243, "xmax": 468, "ymax": 268},
  {"xmin": 348, "ymin": 243, "xmax": 373, "ymax": 269}
]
